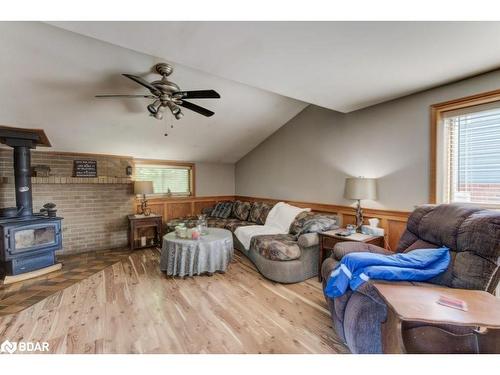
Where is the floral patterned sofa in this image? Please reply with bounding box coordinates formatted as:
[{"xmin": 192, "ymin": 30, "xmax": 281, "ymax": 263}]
[{"xmin": 167, "ymin": 200, "xmax": 340, "ymax": 283}]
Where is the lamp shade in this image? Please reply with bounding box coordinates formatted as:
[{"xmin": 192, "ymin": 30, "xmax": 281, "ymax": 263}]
[
  {"xmin": 344, "ymin": 177, "xmax": 377, "ymax": 200},
  {"xmin": 134, "ymin": 180, "xmax": 154, "ymax": 195}
]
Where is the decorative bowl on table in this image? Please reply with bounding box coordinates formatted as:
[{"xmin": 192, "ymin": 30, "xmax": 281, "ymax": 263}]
[{"xmin": 175, "ymin": 224, "xmax": 188, "ymax": 238}]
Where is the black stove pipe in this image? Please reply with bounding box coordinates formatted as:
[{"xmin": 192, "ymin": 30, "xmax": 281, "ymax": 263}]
[{"xmin": 13, "ymin": 146, "xmax": 33, "ymax": 217}]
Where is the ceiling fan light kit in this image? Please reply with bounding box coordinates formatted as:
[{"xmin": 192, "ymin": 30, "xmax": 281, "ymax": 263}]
[{"xmin": 95, "ymin": 62, "xmax": 220, "ymax": 128}]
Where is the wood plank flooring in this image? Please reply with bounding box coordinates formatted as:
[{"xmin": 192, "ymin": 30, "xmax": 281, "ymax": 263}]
[
  {"xmin": 0, "ymin": 249, "xmax": 132, "ymax": 316},
  {"xmin": 0, "ymin": 249, "xmax": 349, "ymax": 354}
]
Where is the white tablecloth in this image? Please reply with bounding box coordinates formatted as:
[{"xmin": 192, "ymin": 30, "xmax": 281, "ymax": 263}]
[{"xmin": 160, "ymin": 228, "xmax": 233, "ymax": 277}]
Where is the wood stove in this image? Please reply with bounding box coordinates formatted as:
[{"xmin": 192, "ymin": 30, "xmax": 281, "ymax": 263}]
[{"xmin": 0, "ymin": 126, "xmax": 63, "ymax": 276}]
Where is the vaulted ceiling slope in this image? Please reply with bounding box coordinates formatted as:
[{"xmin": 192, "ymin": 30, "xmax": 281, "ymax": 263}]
[
  {"xmin": 0, "ymin": 22, "xmax": 307, "ymax": 163},
  {"xmin": 50, "ymin": 21, "xmax": 500, "ymax": 112}
]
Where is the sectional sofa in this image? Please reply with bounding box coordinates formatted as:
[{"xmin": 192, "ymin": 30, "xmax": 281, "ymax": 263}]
[{"xmin": 167, "ymin": 200, "xmax": 340, "ymax": 283}]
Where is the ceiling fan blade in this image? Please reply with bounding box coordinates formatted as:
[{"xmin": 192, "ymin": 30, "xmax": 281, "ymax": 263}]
[
  {"xmin": 179, "ymin": 101, "xmax": 215, "ymax": 117},
  {"xmin": 95, "ymin": 94, "xmax": 156, "ymax": 98},
  {"xmin": 174, "ymin": 90, "xmax": 221, "ymax": 99},
  {"xmin": 122, "ymin": 74, "xmax": 161, "ymax": 95}
]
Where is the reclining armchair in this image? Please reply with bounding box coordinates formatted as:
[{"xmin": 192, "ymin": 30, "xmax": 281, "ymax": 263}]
[{"xmin": 322, "ymin": 203, "xmax": 500, "ymax": 353}]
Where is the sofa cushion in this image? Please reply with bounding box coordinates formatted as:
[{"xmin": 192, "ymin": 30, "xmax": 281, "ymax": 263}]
[
  {"xmin": 290, "ymin": 211, "xmax": 338, "ymax": 235},
  {"xmin": 397, "ymin": 203, "xmax": 500, "ymax": 291},
  {"xmin": 453, "ymin": 210, "xmax": 500, "ymax": 290},
  {"xmin": 250, "ymin": 234, "xmax": 301, "ymax": 261},
  {"xmin": 210, "ymin": 201, "xmax": 234, "ymax": 218},
  {"xmin": 342, "ymin": 283, "xmax": 387, "ymax": 354},
  {"xmin": 248, "ymin": 202, "xmax": 274, "ymax": 224},
  {"xmin": 207, "ymin": 217, "xmax": 229, "ymax": 228},
  {"xmin": 224, "ymin": 219, "xmax": 254, "ymax": 232},
  {"xmin": 416, "ymin": 204, "xmax": 481, "ymax": 251},
  {"xmin": 297, "ymin": 233, "xmax": 319, "ymax": 248},
  {"xmin": 232, "ymin": 200, "xmax": 251, "ymax": 221},
  {"xmin": 402, "ymin": 239, "xmax": 438, "ymax": 253}
]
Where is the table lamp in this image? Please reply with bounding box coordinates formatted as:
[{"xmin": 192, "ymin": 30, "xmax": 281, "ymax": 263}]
[
  {"xmin": 344, "ymin": 177, "xmax": 378, "ymax": 231},
  {"xmin": 134, "ymin": 181, "xmax": 154, "ymax": 216}
]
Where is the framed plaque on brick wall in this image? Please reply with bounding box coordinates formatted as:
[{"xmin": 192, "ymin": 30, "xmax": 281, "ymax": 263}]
[{"xmin": 73, "ymin": 160, "xmax": 97, "ymax": 177}]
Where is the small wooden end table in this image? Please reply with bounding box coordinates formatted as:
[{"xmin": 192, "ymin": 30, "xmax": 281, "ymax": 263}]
[
  {"xmin": 128, "ymin": 214, "xmax": 163, "ymax": 250},
  {"xmin": 373, "ymin": 282, "xmax": 500, "ymax": 354},
  {"xmin": 318, "ymin": 230, "xmax": 384, "ymax": 281}
]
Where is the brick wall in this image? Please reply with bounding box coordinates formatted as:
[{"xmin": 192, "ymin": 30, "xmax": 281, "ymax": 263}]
[{"xmin": 0, "ymin": 149, "xmax": 135, "ymax": 254}]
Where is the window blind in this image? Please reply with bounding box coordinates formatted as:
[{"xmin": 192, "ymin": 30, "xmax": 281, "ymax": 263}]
[
  {"xmin": 443, "ymin": 102, "xmax": 500, "ymax": 206},
  {"xmin": 135, "ymin": 164, "xmax": 192, "ymax": 195}
]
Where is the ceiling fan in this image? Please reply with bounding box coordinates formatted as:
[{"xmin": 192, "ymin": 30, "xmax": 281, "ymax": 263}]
[{"xmin": 95, "ymin": 62, "xmax": 220, "ymax": 120}]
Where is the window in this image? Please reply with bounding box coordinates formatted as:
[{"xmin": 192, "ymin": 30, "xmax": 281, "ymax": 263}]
[
  {"xmin": 431, "ymin": 91, "xmax": 500, "ymax": 208},
  {"xmin": 134, "ymin": 160, "xmax": 194, "ymax": 196}
]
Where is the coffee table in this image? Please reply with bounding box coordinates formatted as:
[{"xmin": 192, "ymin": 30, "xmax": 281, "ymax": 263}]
[{"xmin": 160, "ymin": 227, "xmax": 233, "ymax": 277}]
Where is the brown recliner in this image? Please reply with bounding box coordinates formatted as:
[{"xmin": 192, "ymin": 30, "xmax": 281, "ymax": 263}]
[{"xmin": 322, "ymin": 203, "xmax": 500, "ymax": 353}]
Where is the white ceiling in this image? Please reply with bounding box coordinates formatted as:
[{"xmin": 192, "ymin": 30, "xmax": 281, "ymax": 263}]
[
  {"xmin": 3, "ymin": 22, "xmax": 500, "ymax": 164},
  {"xmin": 50, "ymin": 21, "xmax": 500, "ymax": 112},
  {"xmin": 0, "ymin": 22, "xmax": 307, "ymax": 163}
]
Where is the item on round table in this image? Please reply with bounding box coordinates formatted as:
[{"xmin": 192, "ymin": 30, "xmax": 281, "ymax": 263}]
[
  {"xmin": 197, "ymin": 214, "xmax": 209, "ymax": 235},
  {"xmin": 191, "ymin": 228, "xmax": 200, "ymax": 240},
  {"xmin": 175, "ymin": 223, "xmax": 188, "ymax": 238}
]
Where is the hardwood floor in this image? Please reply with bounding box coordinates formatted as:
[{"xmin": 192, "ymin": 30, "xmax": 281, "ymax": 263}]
[
  {"xmin": 0, "ymin": 249, "xmax": 349, "ymax": 354},
  {"xmin": 0, "ymin": 249, "xmax": 132, "ymax": 316}
]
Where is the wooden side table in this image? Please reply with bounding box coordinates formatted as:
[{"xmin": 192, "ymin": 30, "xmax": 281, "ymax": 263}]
[
  {"xmin": 373, "ymin": 282, "xmax": 500, "ymax": 354},
  {"xmin": 318, "ymin": 230, "xmax": 384, "ymax": 281},
  {"xmin": 128, "ymin": 214, "xmax": 163, "ymax": 250}
]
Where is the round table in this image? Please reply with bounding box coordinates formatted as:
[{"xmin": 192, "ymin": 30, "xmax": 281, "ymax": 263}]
[{"xmin": 160, "ymin": 228, "xmax": 233, "ymax": 277}]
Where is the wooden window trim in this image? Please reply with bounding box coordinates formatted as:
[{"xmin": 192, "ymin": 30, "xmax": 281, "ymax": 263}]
[
  {"xmin": 133, "ymin": 158, "xmax": 196, "ymax": 197},
  {"xmin": 430, "ymin": 88, "xmax": 500, "ymax": 204}
]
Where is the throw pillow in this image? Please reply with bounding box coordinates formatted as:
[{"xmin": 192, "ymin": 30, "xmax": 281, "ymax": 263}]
[
  {"xmin": 248, "ymin": 202, "xmax": 274, "ymax": 224},
  {"xmin": 210, "ymin": 201, "xmax": 234, "ymax": 218},
  {"xmin": 232, "ymin": 200, "xmax": 251, "ymax": 221},
  {"xmin": 296, "ymin": 216, "xmax": 338, "ymax": 236},
  {"xmin": 264, "ymin": 202, "xmax": 310, "ymax": 232},
  {"xmin": 290, "ymin": 211, "xmax": 338, "ymax": 235}
]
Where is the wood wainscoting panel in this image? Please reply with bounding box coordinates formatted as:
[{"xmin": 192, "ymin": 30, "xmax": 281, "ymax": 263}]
[
  {"xmin": 166, "ymin": 202, "xmax": 192, "ymax": 221},
  {"xmin": 387, "ymin": 219, "xmax": 408, "ymax": 251},
  {"xmin": 147, "ymin": 203, "xmax": 165, "ymax": 218},
  {"xmin": 194, "ymin": 200, "xmax": 217, "ymax": 215},
  {"xmin": 342, "ymin": 214, "xmax": 356, "ymax": 226},
  {"xmin": 134, "ymin": 196, "xmax": 235, "ymax": 224},
  {"xmin": 236, "ymin": 196, "xmax": 411, "ymax": 251}
]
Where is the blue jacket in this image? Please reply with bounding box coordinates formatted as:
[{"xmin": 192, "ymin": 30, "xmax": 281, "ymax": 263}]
[{"xmin": 324, "ymin": 248, "xmax": 450, "ymax": 298}]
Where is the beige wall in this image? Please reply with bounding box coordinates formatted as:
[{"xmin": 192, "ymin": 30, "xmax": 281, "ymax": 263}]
[
  {"xmin": 235, "ymin": 69, "xmax": 500, "ymax": 211},
  {"xmin": 195, "ymin": 162, "xmax": 235, "ymax": 196}
]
